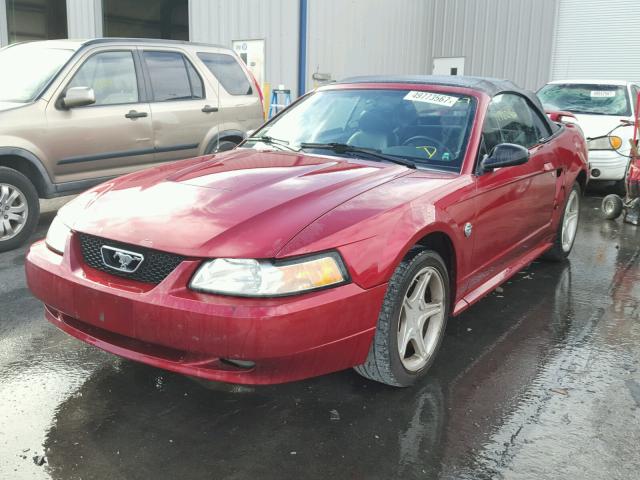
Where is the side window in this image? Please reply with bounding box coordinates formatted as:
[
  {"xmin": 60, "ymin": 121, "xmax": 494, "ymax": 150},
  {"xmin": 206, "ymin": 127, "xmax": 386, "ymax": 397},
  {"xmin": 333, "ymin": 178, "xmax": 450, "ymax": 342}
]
[
  {"xmin": 197, "ymin": 52, "xmax": 252, "ymax": 96},
  {"xmin": 143, "ymin": 51, "xmax": 204, "ymax": 102},
  {"xmin": 67, "ymin": 51, "xmax": 138, "ymax": 106},
  {"xmin": 483, "ymin": 94, "xmax": 546, "ymax": 149}
]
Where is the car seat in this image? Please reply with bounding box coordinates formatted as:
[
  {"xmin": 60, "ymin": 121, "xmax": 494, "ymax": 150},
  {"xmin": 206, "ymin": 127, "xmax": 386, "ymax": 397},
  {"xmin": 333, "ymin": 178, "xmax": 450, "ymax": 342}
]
[{"xmin": 347, "ymin": 111, "xmax": 394, "ymax": 151}]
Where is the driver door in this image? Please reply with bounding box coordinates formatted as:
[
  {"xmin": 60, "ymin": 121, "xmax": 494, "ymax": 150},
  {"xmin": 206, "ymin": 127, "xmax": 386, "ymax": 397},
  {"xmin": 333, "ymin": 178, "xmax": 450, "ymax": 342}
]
[{"xmin": 467, "ymin": 93, "xmax": 557, "ymax": 292}]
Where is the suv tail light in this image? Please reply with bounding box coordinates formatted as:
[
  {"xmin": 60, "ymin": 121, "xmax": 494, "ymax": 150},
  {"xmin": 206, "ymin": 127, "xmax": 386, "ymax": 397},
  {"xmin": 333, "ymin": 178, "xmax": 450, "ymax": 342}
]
[
  {"xmin": 234, "ymin": 52, "xmax": 265, "ymax": 118},
  {"xmin": 248, "ymin": 69, "xmax": 264, "ymax": 115}
]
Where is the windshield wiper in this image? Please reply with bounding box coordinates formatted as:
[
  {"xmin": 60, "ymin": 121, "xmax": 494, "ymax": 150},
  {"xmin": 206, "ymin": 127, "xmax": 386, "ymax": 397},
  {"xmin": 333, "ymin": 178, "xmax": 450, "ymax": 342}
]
[
  {"xmin": 245, "ymin": 135, "xmax": 298, "ymax": 152},
  {"xmin": 299, "ymin": 142, "xmax": 416, "ymax": 169}
]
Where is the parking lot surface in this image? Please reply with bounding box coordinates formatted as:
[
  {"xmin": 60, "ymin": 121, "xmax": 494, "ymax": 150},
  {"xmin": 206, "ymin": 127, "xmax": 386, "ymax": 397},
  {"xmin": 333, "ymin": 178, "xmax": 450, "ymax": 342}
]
[{"xmin": 1, "ymin": 195, "xmax": 639, "ymax": 480}]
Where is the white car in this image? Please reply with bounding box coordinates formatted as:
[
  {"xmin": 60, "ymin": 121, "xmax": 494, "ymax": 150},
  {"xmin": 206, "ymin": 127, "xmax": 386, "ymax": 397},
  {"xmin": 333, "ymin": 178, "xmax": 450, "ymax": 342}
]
[{"xmin": 538, "ymin": 80, "xmax": 640, "ymax": 191}]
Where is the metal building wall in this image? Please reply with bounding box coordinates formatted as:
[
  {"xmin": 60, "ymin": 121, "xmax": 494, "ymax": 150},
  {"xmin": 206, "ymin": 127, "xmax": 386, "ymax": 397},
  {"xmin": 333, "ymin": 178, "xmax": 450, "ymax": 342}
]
[
  {"xmin": 306, "ymin": 0, "xmax": 558, "ymax": 91},
  {"xmin": 66, "ymin": 0, "xmax": 102, "ymax": 38},
  {"xmin": 551, "ymin": 0, "xmax": 640, "ymax": 82},
  {"xmin": 189, "ymin": 0, "xmax": 300, "ymax": 94},
  {"xmin": 0, "ymin": 0, "xmax": 7, "ymax": 46}
]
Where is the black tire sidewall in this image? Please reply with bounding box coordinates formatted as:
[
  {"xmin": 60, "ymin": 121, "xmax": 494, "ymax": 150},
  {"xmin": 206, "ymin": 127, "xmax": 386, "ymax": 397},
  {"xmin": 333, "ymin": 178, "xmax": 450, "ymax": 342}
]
[
  {"xmin": 386, "ymin": 250, "xmax": 450, "ymax": 386},
  {"xmin": 602, "ymin": 194, "xmax": 623, "ymax": 220},
  {"xmin": 213, "ymin": 140, "xmax": 238, "ymax": 153},
  {"xmin": 0, "ymin": 167, "xmax": 40, "ymax": 252}
]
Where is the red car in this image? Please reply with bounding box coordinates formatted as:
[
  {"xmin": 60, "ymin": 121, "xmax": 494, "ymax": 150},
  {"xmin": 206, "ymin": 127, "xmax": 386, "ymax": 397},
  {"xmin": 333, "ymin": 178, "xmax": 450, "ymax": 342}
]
[{"xmin": 25, "ymin": 77, "xmax": 588, "ymax": 387}]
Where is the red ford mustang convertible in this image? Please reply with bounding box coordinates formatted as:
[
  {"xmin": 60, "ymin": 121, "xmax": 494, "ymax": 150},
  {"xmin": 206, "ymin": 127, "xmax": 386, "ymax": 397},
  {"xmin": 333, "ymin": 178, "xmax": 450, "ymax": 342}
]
[{"xmin": 26, "ymin": 76, "xmax": 587, "ymax": 387}]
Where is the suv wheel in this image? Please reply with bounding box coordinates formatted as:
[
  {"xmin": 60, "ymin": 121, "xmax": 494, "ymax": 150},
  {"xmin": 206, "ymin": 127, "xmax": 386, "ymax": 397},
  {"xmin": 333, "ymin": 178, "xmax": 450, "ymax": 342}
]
[
  {"xmin": 207, "ymin": 140, "xmax": 239, "ymax": 154},
  {"xmin": 0, "ymin": 167, "xmax": 40, "ymax": 252}
]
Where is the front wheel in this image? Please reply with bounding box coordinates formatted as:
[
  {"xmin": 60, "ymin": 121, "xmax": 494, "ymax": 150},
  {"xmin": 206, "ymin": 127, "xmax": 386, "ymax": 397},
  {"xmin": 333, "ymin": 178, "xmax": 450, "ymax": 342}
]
[
  {"xmin": 542, "ymin": 182, "xmax": 580, "ymax": 262},
  {"xmin": 0, "ymin": 167, "xmax": 40, "ymax": 252},
  {"xmin": 354, "ymin": 249, "xmax": 450, "ymax": 387}
]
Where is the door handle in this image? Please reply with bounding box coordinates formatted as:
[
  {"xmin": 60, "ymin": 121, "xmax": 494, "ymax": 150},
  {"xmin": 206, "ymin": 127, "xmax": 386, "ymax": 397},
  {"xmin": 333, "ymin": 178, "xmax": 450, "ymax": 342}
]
[
  {"xmin": 543, "ymin": 162, "xmax": 554, "ymax": 171},
  {"xmin": 201, "ymin": 105, "xmax": 219, "ymax": 113},
  {"xmin": 125, "ymin": 110, "xmax": 148, "ymax": 119}
]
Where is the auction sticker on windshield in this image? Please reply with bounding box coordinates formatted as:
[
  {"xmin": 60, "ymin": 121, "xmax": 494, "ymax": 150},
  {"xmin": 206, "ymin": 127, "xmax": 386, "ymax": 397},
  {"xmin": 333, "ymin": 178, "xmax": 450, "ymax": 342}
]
[
  {"xmin": 404, "ymin": 91, "xmax": 458, "ymax": 107},
  {"xmin": 590, "ymin": 90, "xmax": 617, "ymax": 98}
]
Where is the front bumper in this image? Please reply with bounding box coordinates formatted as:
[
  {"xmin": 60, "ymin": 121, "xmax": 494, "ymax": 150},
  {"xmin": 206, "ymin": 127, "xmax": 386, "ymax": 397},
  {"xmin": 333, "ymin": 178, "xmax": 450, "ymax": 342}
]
[
  {"xmin": 25, "ymin": 236, "xmax": 386, "ymax": 384},
  {"xmin": 588, "ymin": 150, "xmax": 629, "ymax": 181}
]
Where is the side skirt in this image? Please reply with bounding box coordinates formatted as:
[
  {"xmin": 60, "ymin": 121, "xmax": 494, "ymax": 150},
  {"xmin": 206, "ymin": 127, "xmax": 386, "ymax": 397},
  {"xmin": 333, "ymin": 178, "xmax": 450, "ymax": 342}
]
[{"xmin": 453, "ymin": 242, "xmax": 553, "ymax": 316}]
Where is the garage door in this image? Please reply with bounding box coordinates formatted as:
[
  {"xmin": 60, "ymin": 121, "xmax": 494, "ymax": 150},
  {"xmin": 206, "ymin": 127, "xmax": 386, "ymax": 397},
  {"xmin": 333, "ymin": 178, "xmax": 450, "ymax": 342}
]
[{"xmin": 551, "ymin": 0, "xmax": 640, "ymax": 82}]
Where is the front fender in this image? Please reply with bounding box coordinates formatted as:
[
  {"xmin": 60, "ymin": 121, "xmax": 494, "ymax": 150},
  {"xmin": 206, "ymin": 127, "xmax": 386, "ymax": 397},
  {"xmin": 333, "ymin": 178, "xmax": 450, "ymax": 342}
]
[{"xmin": 277, "ymin": 174, "xmax": 475, "ymax": 291}]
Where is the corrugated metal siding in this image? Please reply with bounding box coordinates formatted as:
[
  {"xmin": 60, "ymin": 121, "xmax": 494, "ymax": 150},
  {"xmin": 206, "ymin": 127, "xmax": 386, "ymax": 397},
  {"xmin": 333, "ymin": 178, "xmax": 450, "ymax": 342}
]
[
  {"xmin": 551, "ymin": 0, "xmax": 640, "ymax": 82},
  {"xmin": 189, "ymin": 0, "xmax": 299, "ymax": 94},
  {"xmin": 307, "ymin": 0, "xmax": 557, "ymax": 91},
  {"xmin": 66, "ymin": 0, "xmax": 102, "ymax": 39},
  {"xmin": 0, "ymin": 0, "xmax": 8, "ymax": 46}
]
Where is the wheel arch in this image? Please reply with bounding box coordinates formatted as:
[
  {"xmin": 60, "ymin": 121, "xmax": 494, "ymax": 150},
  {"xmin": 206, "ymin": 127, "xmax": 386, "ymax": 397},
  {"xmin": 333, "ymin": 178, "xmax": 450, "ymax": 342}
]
[
  {"xmin": 203, "ymin": 129, "xmax": 247, "ymax": 154},
  {"xmin": 575, "ymin": 169, "xmax": 587, "ymax": 193},
  {"xmin": 0, "ymin": 147, "xmax": 53, "ymax": 198}
]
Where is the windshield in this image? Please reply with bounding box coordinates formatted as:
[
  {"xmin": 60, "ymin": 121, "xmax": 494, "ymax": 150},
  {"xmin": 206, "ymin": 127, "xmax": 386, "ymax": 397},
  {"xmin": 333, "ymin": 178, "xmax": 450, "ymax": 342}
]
[
  {"xmin": 538, "ymin": 83, "xmax": 631, "ymax": 116},
  {"xmin": 0, "ymin": 44, "xmax": 74, "ymax": 103},
  {"xmin": 247, "ymin": 89, "xmax": 477, "ymax": 172}
]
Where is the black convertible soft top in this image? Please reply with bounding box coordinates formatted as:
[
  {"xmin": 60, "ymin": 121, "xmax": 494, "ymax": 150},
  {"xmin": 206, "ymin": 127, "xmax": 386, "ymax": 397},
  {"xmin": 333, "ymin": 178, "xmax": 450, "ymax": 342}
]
[{"xmin": 338, "ymin": 75, "xmax": 553, "ymax": 128}]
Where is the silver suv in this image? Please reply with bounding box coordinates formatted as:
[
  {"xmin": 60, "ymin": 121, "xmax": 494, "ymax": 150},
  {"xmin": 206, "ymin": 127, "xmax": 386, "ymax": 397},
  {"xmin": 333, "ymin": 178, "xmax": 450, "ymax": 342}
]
[{"xmin": 0, "ymin": 38, "xmax": 265, "ymax": 251}]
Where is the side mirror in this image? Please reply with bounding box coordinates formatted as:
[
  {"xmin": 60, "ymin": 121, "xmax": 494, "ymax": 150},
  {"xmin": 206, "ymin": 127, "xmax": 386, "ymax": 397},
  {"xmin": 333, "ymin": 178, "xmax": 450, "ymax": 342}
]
[
  {"xmin": 480, "ymin": 143, "xmax": 529, "ymax": 173},
  {"xmin": 62, "ymin": 87, "xmax": 95, "ymax": 108}
]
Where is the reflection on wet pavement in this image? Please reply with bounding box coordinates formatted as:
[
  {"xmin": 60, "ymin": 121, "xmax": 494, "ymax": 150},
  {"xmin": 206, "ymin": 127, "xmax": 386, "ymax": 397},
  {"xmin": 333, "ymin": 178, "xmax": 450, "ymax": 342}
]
[{"xmin": 0, "ymin": 197, "xmax": 638, "ymax": 479}]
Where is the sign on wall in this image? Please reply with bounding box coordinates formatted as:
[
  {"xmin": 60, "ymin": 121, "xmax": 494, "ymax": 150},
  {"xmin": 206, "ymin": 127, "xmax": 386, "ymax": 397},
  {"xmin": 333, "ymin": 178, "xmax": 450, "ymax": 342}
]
[{"xmin": 233, "ymin": 39, "xmax": 265, "ymax": 88}]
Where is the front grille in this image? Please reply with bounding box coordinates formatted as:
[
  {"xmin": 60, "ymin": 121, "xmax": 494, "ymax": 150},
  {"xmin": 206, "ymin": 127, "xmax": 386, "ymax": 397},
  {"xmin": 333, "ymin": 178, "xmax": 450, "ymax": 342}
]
[{"xmin": 78, "ymin": 233, "xmax": 185, "ymax": 284}]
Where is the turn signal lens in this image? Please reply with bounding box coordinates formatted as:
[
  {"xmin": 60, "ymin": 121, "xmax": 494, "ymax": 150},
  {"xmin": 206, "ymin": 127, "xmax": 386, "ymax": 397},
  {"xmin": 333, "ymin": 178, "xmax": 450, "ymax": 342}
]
[
  {"xmin": 45, "ymin": 215, "xmax": 71, "ymax": 254},
  {"xmin": 589, "ymin": 135, "xmax": 622, "ymax": 151},
  {"xmin": 609, "ymin": 135, "xmax": 623, "ymax": 150},
  {"xmin": 190, "ymin": 253, "xmax": 348, "ymax": 297}
]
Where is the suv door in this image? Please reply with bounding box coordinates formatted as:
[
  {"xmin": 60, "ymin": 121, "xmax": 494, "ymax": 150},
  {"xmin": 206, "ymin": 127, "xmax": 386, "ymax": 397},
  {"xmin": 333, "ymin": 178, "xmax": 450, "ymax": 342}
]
[
  {"xmin": 466, "ymin": 93, "xmax": 558, "ymax": 292},
  {"xmin": 141, "ymin": 49, "xmax": 217, "ymax": 162},
  {"xmin": 44, "ymin": 48, "xmax": 154, "ymax": 183}
]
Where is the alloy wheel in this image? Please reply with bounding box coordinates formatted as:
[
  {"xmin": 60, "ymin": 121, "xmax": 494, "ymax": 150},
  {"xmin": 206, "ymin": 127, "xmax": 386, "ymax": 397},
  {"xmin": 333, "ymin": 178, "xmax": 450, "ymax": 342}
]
[
  {"xmin": 561, "ymin": 189, "xmax": 579, "ymax": 252},
  {"xmin": 0, "ymin": 183, "xmax": 29, "ymax": 242},
  {"xmin": 397, "ymin": 266, "xmax": 446, "ymax": 372}
]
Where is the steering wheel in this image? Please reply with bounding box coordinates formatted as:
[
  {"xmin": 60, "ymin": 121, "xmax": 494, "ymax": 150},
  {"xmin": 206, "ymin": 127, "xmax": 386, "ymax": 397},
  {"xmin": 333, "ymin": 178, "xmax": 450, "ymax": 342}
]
[{"xmin": 401, "ymin": 136, "xmax": 451, "ymax": 159}]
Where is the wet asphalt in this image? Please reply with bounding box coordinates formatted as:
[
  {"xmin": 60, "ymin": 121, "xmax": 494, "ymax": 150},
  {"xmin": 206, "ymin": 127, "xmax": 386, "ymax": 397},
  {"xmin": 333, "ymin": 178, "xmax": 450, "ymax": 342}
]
[{"xmin": 0, "ymin": 193, "xmax": 639, "ymax": 480}]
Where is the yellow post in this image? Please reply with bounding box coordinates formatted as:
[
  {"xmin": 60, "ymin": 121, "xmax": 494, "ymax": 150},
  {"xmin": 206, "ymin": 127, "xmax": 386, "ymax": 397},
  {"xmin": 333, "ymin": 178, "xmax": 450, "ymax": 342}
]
[{"xmin": 262, "ymin": 82, "xmax": 271, "ymax": 120}]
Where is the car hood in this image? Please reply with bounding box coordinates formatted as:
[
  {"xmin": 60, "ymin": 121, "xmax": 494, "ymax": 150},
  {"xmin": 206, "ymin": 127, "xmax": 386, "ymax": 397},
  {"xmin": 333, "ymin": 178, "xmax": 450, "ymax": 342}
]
[
  {"xmin": 0, "ymin": 101, "xmax": 28, "ymax": 112},
  {"xmin": 572, "ymin": 113, "xmax": 634, "ymax": 139},
  {"xmin": 70, "ymin": 149, "xmax": 412, "ymax": 258}
]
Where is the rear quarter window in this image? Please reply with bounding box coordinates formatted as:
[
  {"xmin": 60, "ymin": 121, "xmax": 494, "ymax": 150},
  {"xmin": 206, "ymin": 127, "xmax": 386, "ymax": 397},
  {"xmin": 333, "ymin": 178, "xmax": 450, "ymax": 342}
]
[{"xmin": 197, "ymin": 52, "xmax": 252, "ymax": 96}]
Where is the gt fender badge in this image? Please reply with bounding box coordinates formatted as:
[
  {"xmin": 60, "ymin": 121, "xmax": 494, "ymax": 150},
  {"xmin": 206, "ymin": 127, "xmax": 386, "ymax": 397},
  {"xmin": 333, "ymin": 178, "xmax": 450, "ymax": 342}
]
[{"xmin": 464, "ymin": 223, "xmax": 473, "ymax": 238}]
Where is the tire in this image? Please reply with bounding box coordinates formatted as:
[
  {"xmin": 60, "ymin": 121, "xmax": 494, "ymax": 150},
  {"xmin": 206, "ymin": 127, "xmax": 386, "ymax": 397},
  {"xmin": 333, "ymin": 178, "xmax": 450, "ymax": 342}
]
[
  {"xmin": 601, "ymin": 194, "xmax": 623, "ymax": 220},
  {"xmin": 207, "ymin": 140, "xmax": 238, "ymax": 154},
  {"xmin": 542, "ymin": 182, "xmax": 580, "ymax": 262},
  {"xmin": 354, "ymin": 249, "xmax": 450, "ymax": 387},
  {"xmin": 0, "ymin": 167, "xmax": 40, "ymax": 252}
]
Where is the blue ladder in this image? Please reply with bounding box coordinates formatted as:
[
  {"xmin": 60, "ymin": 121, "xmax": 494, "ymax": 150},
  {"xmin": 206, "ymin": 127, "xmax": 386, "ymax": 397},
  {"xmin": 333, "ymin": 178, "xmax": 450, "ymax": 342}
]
[{"xmin": 268, "ymin": 89, "xmax": 292, "ymax": 118}]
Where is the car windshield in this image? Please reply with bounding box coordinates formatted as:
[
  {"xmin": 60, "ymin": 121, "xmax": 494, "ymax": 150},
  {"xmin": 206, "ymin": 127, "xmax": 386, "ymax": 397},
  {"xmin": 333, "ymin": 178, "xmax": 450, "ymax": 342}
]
[
  {"xmin": 538, "ymin": 83, "xmax": 631, "ymax": 116},
  {"xmin": 0, "ymin": 44, "xmax": 74, "ymax": 103},
  {"xmin": 246, "ymin": 88, "xmax": 477, "ymax": 172}
]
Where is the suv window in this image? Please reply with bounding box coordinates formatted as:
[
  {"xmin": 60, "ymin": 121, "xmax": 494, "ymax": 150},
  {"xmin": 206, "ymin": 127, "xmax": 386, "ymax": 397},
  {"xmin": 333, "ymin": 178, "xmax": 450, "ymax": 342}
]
[
  {"xmin": 67, "ymin": 51, "xmax": 139, "ymax": 106},
  {"xmin": 197, "ymin": 52, "xmax": 252, "ymax": 95},
  {"xmin": 143, "ymin": 51, "xmax": 204, "ymax": 102},
  {"xmin": 483, "ymin": 94, "xmax": 547, "ymax": 151}
]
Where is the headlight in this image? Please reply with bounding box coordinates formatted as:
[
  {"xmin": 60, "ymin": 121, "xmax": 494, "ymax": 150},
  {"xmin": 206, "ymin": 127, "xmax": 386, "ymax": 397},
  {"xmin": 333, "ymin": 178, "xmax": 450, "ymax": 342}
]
[
  {"xmin": 189, "ymin": 252, "xmax": 349, "ymax": 297},
  {"xmin": 45, "ymin": 215, "xmax": 71, "ymax": 254},
  {"xmin": 588, "ymin": 135, "xmax": 622, "ymax": 151}
]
